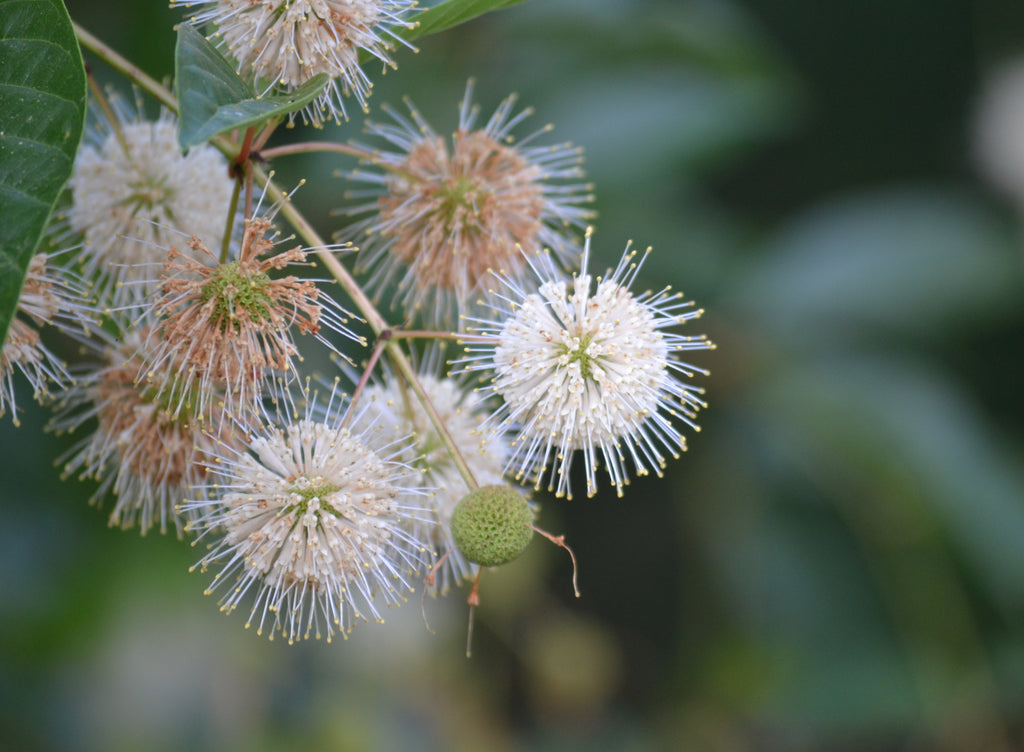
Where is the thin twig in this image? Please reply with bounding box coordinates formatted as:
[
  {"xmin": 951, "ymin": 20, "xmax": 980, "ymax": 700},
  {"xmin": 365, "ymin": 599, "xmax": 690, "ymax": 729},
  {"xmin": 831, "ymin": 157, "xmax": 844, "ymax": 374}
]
[
  {"xmin": 74, "ymin": 23, "xmax": 177, "ymax": 113},
  {"xmin": 85, "ymin": 71, "xmax": 129, "ymax": 154},
  {"xmin": 220, "ymin": 176, "xmax": 241, "ymax": 263},
  {"xmin": 236, "ymin": 127, "xmax": 257, "ymax": 220},
  {"xmin": 259, "ymin": 141, "xmax": 375, "ymax": 162},
  {"xmin": 531, "ymin": 525, "xmax": 581, "ymax": 598},
  {"xmin": 340, "ymin": 332, "xmax": 389, "ymax": 429},
  {"xmin": 251, "ymin": 118, "xmax": 282, "ymax": 152},
  {"xmin": 388, "ymin": 329, "xmax": 464, "ymax": 342}
]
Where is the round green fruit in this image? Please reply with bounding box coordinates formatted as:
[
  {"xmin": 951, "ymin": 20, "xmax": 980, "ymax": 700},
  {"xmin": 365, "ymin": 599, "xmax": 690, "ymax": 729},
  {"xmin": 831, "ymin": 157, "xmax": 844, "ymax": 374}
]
[{"xmin": 451, "ymin": 485, "xmax": 534, "ymax": 567}]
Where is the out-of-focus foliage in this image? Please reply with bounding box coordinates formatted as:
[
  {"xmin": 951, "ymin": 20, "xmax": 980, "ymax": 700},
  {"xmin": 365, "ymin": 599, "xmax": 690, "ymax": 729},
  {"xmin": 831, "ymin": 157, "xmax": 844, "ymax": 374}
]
[
  {"xmin": 3, "ymin": 1, "xmax": 1024, "ymax": 750},
  {"xmin": 403, "ymin": 0, "xmax": 532, "ymax": 42}
]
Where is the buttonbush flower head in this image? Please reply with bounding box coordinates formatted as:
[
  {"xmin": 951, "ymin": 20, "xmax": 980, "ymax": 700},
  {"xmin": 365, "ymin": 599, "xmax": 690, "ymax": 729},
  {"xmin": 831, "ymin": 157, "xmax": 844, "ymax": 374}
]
[
  {"xmin": 67, "ymin": 94, "xmax": 235, "ymax": 302},
  {"xmin": 183, "ymin": 385, "xmax": 436, "ymax": 643},
  {"xmin": 174, "ymin": 0, "xmax": 418, "ymax": 126},
  {"xmin": 51, "ymin": 322, "xmax": 242, "ymax": 537},
  {"xmin": 1, "ymin": 253, "xmax": 94, "ymax": 426},
  {"xmin": 355, "ymin": 366, "xmax": 510, "ymax": 594},
  {"xmin": 340, "ymin": 81, "xmax": 594, "ymax": 326},
  {"xmin": 459, "ymin": 229, "xmax": 714, "ymax": 500},
  {"xmin": 145, "ymin": 215, "xmax": 359, "ymax": 420}
]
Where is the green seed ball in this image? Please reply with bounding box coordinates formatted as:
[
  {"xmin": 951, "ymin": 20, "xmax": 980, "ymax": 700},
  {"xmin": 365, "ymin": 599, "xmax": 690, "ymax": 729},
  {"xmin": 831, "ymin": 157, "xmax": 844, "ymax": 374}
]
[{"xmin": 451, "ymin": 485, "xmax": 534, "ymax": 567}]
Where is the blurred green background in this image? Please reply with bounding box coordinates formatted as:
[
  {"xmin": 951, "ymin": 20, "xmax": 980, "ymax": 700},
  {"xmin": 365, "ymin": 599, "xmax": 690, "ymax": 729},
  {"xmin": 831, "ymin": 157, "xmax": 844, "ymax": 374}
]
[{"xmin": 4, "ymin": 0, "xmax": 1024, "ymax": 749}]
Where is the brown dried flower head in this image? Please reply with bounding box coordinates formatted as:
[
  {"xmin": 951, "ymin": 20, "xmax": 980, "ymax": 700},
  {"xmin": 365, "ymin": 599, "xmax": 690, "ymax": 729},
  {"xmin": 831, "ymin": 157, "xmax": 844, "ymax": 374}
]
[
  {"xmin": 147, "ymin": 216, "xmax": 353, "ymax": 418},
  {"xmin": 340, "ymin": 82, "xmax": 595, "ymax": 326},
  {"xmin": 54, "ymin": 325, "xmax": 244, "ymax": 537}
]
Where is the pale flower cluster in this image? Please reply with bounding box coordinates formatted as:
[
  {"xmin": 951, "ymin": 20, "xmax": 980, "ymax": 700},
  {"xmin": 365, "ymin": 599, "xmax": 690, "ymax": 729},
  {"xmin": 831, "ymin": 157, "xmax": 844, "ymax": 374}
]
[
  {"xmin": 53, "ymin": 324, "xmax": 239, "ymax": 536},
  {"xmin": 68, "ymin": 98, "xmax": 235, "ymax": 301},
  {"xmin": 459, "ymin": 231, "xmax": 713, "ymax": 499},
  {"xmin": 0, "ymin": 3, "xmax": 716, "ymax": 645},
  {"xmin": 1, "ymin": 254, "xmax": 92, "ymax": 425},
  {"xmin": 356, "ymin": 369, "xmax": 511, "ymax": 593},
  {"xmin": 183, "ymin": 391, "xmax": 434, "ymax": 643},
  {"xmin": 340, "ymin": 82, "xmax": 595, "ymax": 326},
  {"xmin": 172, "ymin": 0, "xmax": 418, "ymax": 125}
]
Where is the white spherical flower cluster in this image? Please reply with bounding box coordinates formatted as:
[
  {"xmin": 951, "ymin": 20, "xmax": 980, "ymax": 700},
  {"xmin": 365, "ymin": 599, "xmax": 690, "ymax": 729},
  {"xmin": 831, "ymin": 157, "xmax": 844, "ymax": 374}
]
[
  {"xmin": 356, "ymin": 369, "xmax": 510, "ymax": 593},
  {"xmin": 974, "ymin": 57, "xmax": 1024, "ymax": 210},
  {"xmin": 184, "ymin": 389, "xmax": 435, "ymax": 643},
  {"xmin": 460, "ymin": 230, "xmax": 714, "ymax": 500},
  {"xmin": 174, "ymin": 0, "xmax": 418, "ymax": 126},
  {"xmin": 68, "ymin": 100, "xmax": 234, "ymax": 302}
]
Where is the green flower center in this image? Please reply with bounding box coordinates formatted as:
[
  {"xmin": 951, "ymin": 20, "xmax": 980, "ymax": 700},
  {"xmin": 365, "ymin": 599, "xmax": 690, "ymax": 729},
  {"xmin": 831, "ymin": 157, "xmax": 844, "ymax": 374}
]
[
  {"xmin": 413, "ymin": 428, "xmax": 449, "ymax": 473},
  {"xmin": 436, "ymin": 176, "xmax": 485, "ymax": 232},
  {"xmin": 200, "ymin": 261, "xmax": 275, "ymax": 331},
  {"xmin": 559, "ymin": 332, "xmax": 597, "ymax": 380},
  {"xmin": 124, "ymin": 177, "xmax": 172, "ymax": 215},
  {"xmin": 286, "ymin": 477, "xmax": 341, "ymax": 517}
]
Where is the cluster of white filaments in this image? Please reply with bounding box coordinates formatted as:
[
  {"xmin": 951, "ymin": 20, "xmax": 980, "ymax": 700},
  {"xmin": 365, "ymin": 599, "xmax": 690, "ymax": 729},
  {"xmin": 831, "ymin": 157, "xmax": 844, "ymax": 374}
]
[
  {"xmin": 174, "ymin": 0, "xmax": 418, "ymax": 125},
  {"xmin": 460, "ymin": 230, "xmax": 714, "ymax": 499},
  {"xmin": 52, "ymin": 325, "xmax": 241, "ymax": 537},
  {"xmin": 68, "ymin": 100, "xmax": 234, "ymax": 301},
  {"xmin": 357, "ymin": 370, "xmax": 509, "ymax": 593},
  {"xmin": 184, "ymin": 393, "xmax": 435, "ymax": 643},
  {"xmin": 1, "ymin": 254, "xmax": 92, "ymax": 425},
  {"xmin": 340, "ymin": 82, "xmax": 594, "ymax": 326}
]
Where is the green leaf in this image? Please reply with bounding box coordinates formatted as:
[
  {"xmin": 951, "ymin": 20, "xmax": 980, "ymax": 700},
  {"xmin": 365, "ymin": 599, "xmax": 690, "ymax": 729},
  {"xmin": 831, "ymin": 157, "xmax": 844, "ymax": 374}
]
[
  {"xmin": 0, "ymin": 0, "xmax": 86, "ymax": 349},
  {"xmin": 405, "ymin": 0, "xmax": 530, "ymax": 42},
  {"xmin": 174, "ymin": 23, "xmax": 329, "ymax": 149}
]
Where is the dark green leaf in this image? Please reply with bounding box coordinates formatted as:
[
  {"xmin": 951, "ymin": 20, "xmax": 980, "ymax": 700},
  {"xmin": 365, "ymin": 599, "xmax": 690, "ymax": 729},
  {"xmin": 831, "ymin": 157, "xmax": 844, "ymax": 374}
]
[
  {"xmin": 174, "ymin": 23, "xmax": 329, "ymax": 149},
  {"xmin": 0, "ymin": 0, "xmax": 86, "ymax": 348},
  {"xmin": 405, "ymin": 0, "xmax": 530, "ymax": 42}
]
